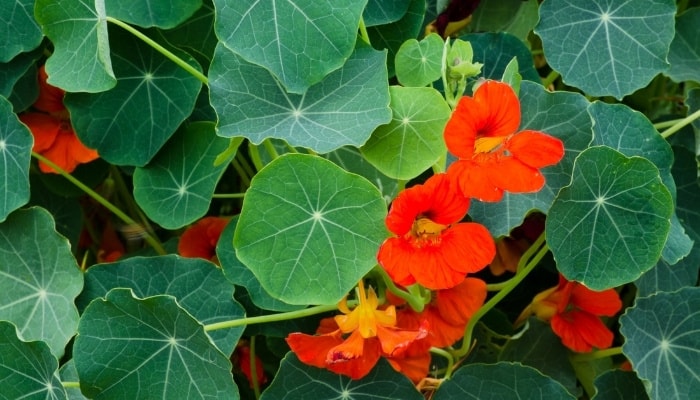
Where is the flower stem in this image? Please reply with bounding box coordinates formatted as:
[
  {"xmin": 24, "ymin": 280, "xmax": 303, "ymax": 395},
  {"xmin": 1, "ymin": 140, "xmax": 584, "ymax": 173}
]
[
  {"xmin": 61, "ymin": 381, "xmax": 80, "ymax": 388},
  {"xmin": 262, "ymin": 139, "xmax": 280, "ymax": 161},
  {"xmin": 660, "ymin": 107, "xmax": 700, "ymax": 139},
  {"xmin": 541, "ymin": 70, "xmax": 560, "ymax": 88},
  {"xmin": 106, "ymin": 17, "xmax": 208, "ymax": 85},
  {"xmin": 203, "ymin": 303, "xmax": 339, "ymax": 331},
  {"xmin": 430, "ymin": 347, "xmax": 455, "ymax": 379},
  {"xmin": 373, "ymin": 265, "xmax": 425, "ymax": 312},
  {"xmin": 569, "ymin": 346, "xmax": 623, "ymax": 362},
  {"xmin": 212, "ymin": 193, "xmax": 247, "ymax": 199},
  {"xmin": 31, "ymin": 152, "xmax": 167, "ymax": 256},
  {"xmin": 250, "ymin": 336, "xmax": 261, "ymax": 400},
  {"xmin": 453, "ymin": 233, "xmax": 548, "ymax": 358}
]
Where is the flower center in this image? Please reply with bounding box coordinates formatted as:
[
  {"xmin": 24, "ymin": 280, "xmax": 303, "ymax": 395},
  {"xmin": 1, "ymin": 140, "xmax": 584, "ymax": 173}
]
[
  {"xmin": 474, "ymin": 136, "xmax": 506, "ymax": 154},
  {"xmin": 410, "ymin": 217, "xmax": 448, "ymax": 242}
]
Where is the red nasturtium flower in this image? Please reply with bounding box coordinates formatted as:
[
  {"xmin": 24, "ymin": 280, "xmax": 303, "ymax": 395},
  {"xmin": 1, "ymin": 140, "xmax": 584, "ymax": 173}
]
[
  {"xmin": 444, "ymin": 80, "xmax": 565, "ymax": 202},
  {"xmin": 19, "ymin": 65, "xmax": 99, "ymax": 173},
  {"xmin": 286, "ymin": 283, "xmax": 429, "ymax": 380},
  {"xmin": 377, "ymin": 173, "xmax": 496, "ymax": 290},
  {"xmin": 518, "ymin": 275, "xmax": 622, "ymax": 353},
  {"xmin": 178, "ymin": 216, "xmax": 229, "ymax": 262}
]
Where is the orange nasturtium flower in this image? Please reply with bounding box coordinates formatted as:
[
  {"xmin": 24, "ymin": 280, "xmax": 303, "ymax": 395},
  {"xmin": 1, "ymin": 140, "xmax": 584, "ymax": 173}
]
[
  {"xmin": 518, "ymin": 275, "xmax": 622, "ymax": 353},
  {"xmin": 444, "ymin": 80, "xmax": 565, "ymax": 202},
  {"xmin": 19, "ymin": 66, "xmax": 99, "ymax": 173},
  {"xmin": 286, "ymin": 283, "xmax": 429, "ymax": 380},
  {"xmin": 377, "ymin": 173, "xmax": 496, "ymax": 290},
  {"xmin": 178, "ymin": 216, "xmax": 229, "ymax": 262}
]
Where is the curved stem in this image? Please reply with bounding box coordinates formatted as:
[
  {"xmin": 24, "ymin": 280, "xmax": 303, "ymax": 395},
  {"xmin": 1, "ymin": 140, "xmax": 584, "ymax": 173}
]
[
  {"xmin": 430, "ymin": 347, "xmax": 455, "ymax": 379},
  {"xmin": 660, "ymin": 107, "xmax": 700, "ymax": 139},
  {"xmin": 453, "ymin": 233, "xmax": 548, "ymax": 358},
  {"xmin": 570, "ymin": 346, "xmax": 623, "ymax": 362},
  {"xmin": 262, "ymin": 139, "xmax": 280, "ymax": 161},
  {"xmin": 541, "ymin": 70, "xmax": 560, "ymax": 88},
  {"xmin": 358, "ymin": 17, "xmax": 371, "ymax": 45},
  {"xmin": 373, "ymin": 265, "xmax": 425, "ymax": 312},
  {"xmin": 31, "ymin": 152, "xmax": 167, "ymax": 255},
  {"xmin": 204, "ymin": 303, "xmax": 339, "ymax": 331},
  {"xmin": 106, "ymin": 17, "xmax": 208, "ymax": 85}
]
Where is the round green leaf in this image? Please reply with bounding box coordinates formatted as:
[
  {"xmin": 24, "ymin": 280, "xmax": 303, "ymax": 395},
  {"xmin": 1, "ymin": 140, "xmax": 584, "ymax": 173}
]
[
  {"xmin": 66, "ymin": 26, "xmax": 202, "ymax": 166},
  {"xmin": 620, "ymin": 287, "xmax": 700, "ymax": 400},
  {"xmin": 0, "ymin": 46, "xmax": 42, "ymax": 99},
  {"xmin": 133, "ymin": 122, "xmax": 232, "ymax": 229},
  {"xmin": 0, "ymin": 96, "xmax": 32, "ymax": 222},
  {"xmin": 592, "ymin": 370, "xmax": 650, "ymax": 400},
  {"xmin": 210, "ymin": 42, "xmax": 390, "ymax": 153},
  {"xmin": 234, "ymin": 154, "xmax": 388, "ymax": 305},
  {"xmin": 462, "ymin": 32, "xmax": 540, "ymax": 82},
  {"xmin": 363, "ymin": 0, "xmax": 411, "ymax": 26},
  {"xmin": 217, "ymin": 217, "xmax": 302, "ymax": 312},
  {"xmin": 105, "ymin": 0, "xmax": 201, "ymax": 28},
  {"xmin": 0, "ymin": 0, "xmax": 43, "ymax": 62},
  {"xmin": 74, "ymin": 288, "xmax": 239, "ymax": 399},
  {"xmin": 433, "ymin": 362, "xmax": 576, "ymax": 399},
  {"xmin": 0, "ymin": 207, "xmax": 83, "ymax": 357},
  {"xmin": 589, "ymin": 101, "xmax": 691, "ymax": 264},
  {"xmin": 0, "ymin": 321, "xmax": 66, "ymax": 400},
  {"xmin": 76, "ymin": 255, "xmax": 245, "ymax": 354},
  {"xmin": 324, "ymin": 146, "xmax": 399, "ymax": 204},
  {"xmin": 35, "ymin": 0, "xmax": 117, "ymax": 93},
  {"xmin": 536, "ymin": 0, "xmax": 676, "ymax": 99},
  {"xmin": 547, "ymin": 146, "xmax": 673, "ymax": 290},
  {"xmin": 635, "ymin": 258, "xmax": 700, "ymax": 298},
  {"xmin": 395, "ymin": 33, "xmax": 444, "ymax": 87},
  {"xmin": 214, "ymin": 0, "xmax": 365, "ymax": 94},
  {"xmin": 666, "ymin": 8, "xmax": 700, "ymax": 83},
  {"xmin": 468, "ymin": 0, "xmax": 539, "ymax": 43},
  {"xmin": 361, "ymin": 86, "xmax": 449, "ymax": 180},
  {"xmin": 261, "ymin": 353, "xmax": 423, "ymax": 400},
  {"xmin": 468, "ymin": 81, "xmax": 593, "ymax": 237}
]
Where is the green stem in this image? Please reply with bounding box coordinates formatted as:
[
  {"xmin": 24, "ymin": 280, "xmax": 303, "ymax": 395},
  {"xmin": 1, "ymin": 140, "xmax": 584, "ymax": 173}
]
[
  {"xmin": 204, "ymin": 303, "xmax": 339, "ymax": 331},
  {"xmin": 230, "ymin": 158, "xmax": 251, "ymax": 187},
  {"xmin": 570, "ymin": 346, "xmax": 623, "ymax": 362},
  {"xmin": 262, "ymin": 139, "xmax": 280, "ymax": 161},
  {"xmin": 430, "ymin": 347, "xmax": 455, "ymax": 379},
  {"xmin": 61, "ymin": 381, "xmax": 80, "ymax": 388},
  {"xmin": 358, "ymin": 17, "xmax": 371, "ymax": 45},
  {"xmin": 31, "ymin": 152, "xmax": 167, "ymax": 255},
  {"xmin": 453, "ymin": 233, "xmax": 548, "ymax": 358},
  {"xmin": 373, "ymin": 266, "xmax": 425, "ymax": 312},
  {"xmin": 653, "ymin": 119, "xmax": 680, "ymax": 130},
  {"xmin": 541, "ymin": 70, "xmax": 560, "ymax": 88},
  {"xmin": 248, "ymin": 142, "xmax": 265, "ymax": 172},
  {"xmin": 109, "ymin": 165, "xmax": 159, "ymax": 243},
  {"xmin": 250, "ymin": 336, "xmax": 261, "ymax": 400},
  {"xmin": 212, "ymin": 193, "xmax": 247, "ymax": 199},
  {"xmin": 660, "ymin": 107, "xmax": 700, "ymax": 139},
  {"xmin": 106, "ymin": 17, "xmax": 208, "ymax": 85}
]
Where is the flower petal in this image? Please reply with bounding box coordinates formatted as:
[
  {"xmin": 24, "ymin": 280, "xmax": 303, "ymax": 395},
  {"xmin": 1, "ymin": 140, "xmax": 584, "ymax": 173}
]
[
  {"xmin": 570, "ymin": 285, "xmax": 622, "ymax": 317},
  {"xmin": 551, "ymin": 310, "xmax": 615, "ymax": 353},
  {"xmin": 487, "ymin": 157, "xmax": 545, "ymax": 194},
  {"xmin": 447, "ymin": 159, "xmax": 504, "ymax": 202},
  {"xmin": 286, "ymin": 331, "xmax": 343, "ymax": 369},
  {"xmin": 507, "ymin": 130, "xmax": 565, "ymax": 169},
  {"xmin": 377, "ymin": 237, "xmax": 418, "ymax": 287},
  {"xmin": 178, "ymin": 217, "xmax": 229, "ymax": 260},
  {"xmin": 34, "ymin": 65, "xmax": 66, "ymax": 113},
  {"xmin": 439, "ymin": 223, "xmax": 496, "ymax": 274},
  {"xmin": 435, "ymin": 277, "xmax": 487, "ymax": 326},
  {"xmin": 327, "ymin": 332, "xmax": 382, "ymax": 380},
  {"xmin": 18, "ymin": 113, "xmax": 60, "ymax": 152},
  {"xmin": 375, "ymin": 321, "xmax": 428, "ymax": 357}
]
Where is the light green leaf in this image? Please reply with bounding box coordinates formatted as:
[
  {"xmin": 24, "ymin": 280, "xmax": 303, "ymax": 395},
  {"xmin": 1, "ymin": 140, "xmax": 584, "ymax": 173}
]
[
  {"xmin": 74, "ymin": 288, "xmax": 239, "ymax": 399},
  {"xmin": 461, "ymin": 32, "xmax": 540, "ymax": 82},
  {"xmin": 214, "ymin": 0, "xmax": 366, "ymax": 94},
  {"xmin": 0, "ymin": 0, "xmax": 44, "ymax": 62},
  {"xmin": 66, "ymin": 26, "xmax": 202, "ymax": 166},
  {"xmin": 588, "ymin": 101, "xmax": 691, "ymax": 264},
  {"xmin": 0, "ymin": 321, "xmax": 66, "ymax": 400},
  {"xmin": 76, "ymin": 255, "xmax": 245, "ymax": 354},
  {"xmin": 59, "ymin": 360, "xmax": 88, "ymax": 400},
  {"xmin": 210, "ymin": 42, "xmax": 391, "ymax": 153},
  {"xmin": 546, "ymin": 146, "xmax": 673, "ymax": 290},
  {"xmin": 667, "ymin": 8, "xmax": 700, "ymax": 83},
  {"xmin": 35, "ymin": 0, "xmax": 116, "ymax": 92},
  {"xmin": 501, "ymin": 57, "xmax": 522, "ymax": 94},
  {"xmin": 234, "ymin": 154, "xmax": 388, "ymax": 305},
  {"xmin": 468, "ymin": 82, "xmax": 593, "ymax": 237},
  {"xmin": 0, "ymin": 207, "xmax": 83, "ymax": 357},
  {"xmin": 363, "ymin": 0, "xmax": 411, "ymax": 26},
  {"xmin": 0, "ymin": 96, "xmax": 32, "ymax": 222},
  {"xmin": 592, "ymin": 370, "xmax": 649, "ymax": 400},
  {"xmin": 620, "ymin": 287, "xmax": 700, "ymax": 400},
  {"xmin": 536, "ymin": 0, "xmax": 676, "ymax": 99},
  {"xmin": 395, "ymin": 33, "xmax": 444, "ymax": 87},
  {"xmin": 261, "ymin": 354, "xmax": 423, "ymax": 400},
  {"xmin": 132, "ymin": 122, "xmax": 232, "ymax": 229},
  {"xmin": 324, "ymin": 146, "xmax": 399, "ymax": 204},
  {"xmin": 105, "ymin": 0, "xmax": 202, "ymax": 28},
  {"xmin": 433, "ymin": 362, "xmax": 576, "ymax": 399},
  {"xmin": 361, "ymin": 86, "xmax": 449, "ymax": 180}
]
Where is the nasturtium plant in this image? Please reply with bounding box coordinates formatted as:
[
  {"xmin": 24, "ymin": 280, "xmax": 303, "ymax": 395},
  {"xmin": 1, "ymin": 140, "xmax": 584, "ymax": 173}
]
[{"xmin": 2, "ymin": 1, "xmax": 699, "ymax": 398}]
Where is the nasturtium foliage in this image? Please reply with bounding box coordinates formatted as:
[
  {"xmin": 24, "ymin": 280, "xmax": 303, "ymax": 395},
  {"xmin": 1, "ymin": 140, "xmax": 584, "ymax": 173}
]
[
  {"xmin": 588, "ymin": 101, "xmax": 692, "ymax": 264},
  {"xmin": 462, "ymin": 32, "xmax": 540, "ymax": 82},
  {"xmin": 635, "ymin": 257, "xmax": 700, "ymax": 298},
  {"xmin": 0, "ymin": 207, "xmax": 82, "ymax": 358},
  {"xmin": 361, "ymin": 86, "xmax": 450, "ymax": 180},
  {"xmin": 325, "ymin": 146, "xmax": 399, "ymax": 204},
  {"xmin": 469, "ymin": 81, "xmax": 593, "ymax": 237},
  {"xmin": 0, "ymin": 0, "xmax": 43, "ymax": 62},
  {"xmin": 433, "ymin": 362, "xmax": 576, "ymax": 399},
  {"xmin": 133, "ymin": 122, "xmax": 232, "ymax": 229},
  {"xmin": 0, "ymin": 321, "xmax": 66, "ymax": 400},
  {"xmin": 395, "ymin": 33, "xmax": 444, "ymax": 87},
  {"xmin": 0, "ymin": 97, "xmax": 32, "ymax": 222},
  {"xmin": 536, "ymin": 0, "xmax": 676, "ymax": 99},
  {"xmin": 65, "ymin": 26, "xmax": 202, "ymax": 167},
  {"xmin": 234, "ymin": 154, "xmax": 388, "ymax": 305},
  {"xmin": 74, "ymin": 288, "xmax": 239, "ymax": 400},
  {"xmin": 363, "ymin": 0, "xmax": 412, "ymax": 27},
  {"xmin": 210, "ymin": 41, "xmax": 391, "ymax": 153},
  {"xmin": 58, "ymin": 360, "xmax": 87, "ymax": 400},
  {"xmin": 592, "ymin": 370, "xmax": 649, "ymax": 400},
  {"xmin": 213, "ymin": 0, "xmax": 366, "ymax": 94},
  {"xmin": 0, "ymin": 47, "xmax": 42, "ymax": 100},
  {"xmin": 104, "ymin": 0, "xmax": 202, "ymax": 29},
  {"xmin": 261, "ymin": 354, "xmax": 424, "ymax": 400},
  {"xmin": 666, "ymin": 7, "xmax": 700, "ymax": 84},
  {"xmin": 620, "ymin": 287, "xmax": 700, "ymax": 400},
  {"xmin": 34, "ymin": 0, "xmax": 116, "ymax": 93},
  {"xmin": 546, "ymin": 146, "xmax": 673, "ymax": 290},
  {"xmin": 76, "ymin": 255, "xmax": 245, "ymax": 354}
]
